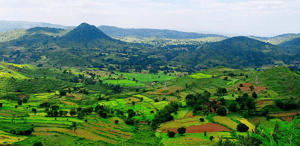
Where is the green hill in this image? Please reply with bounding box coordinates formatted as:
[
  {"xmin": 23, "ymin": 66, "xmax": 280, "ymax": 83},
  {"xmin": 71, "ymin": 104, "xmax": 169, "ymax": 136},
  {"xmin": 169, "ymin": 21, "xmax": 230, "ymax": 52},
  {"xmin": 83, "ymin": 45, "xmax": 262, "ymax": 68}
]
[
  {"xmin": 173, "ymin": 36, "xmax": 286, "ymax": 68},
  {"xmin": 247, "ymin": 66, "xmax": 300, "ymax": 96},
  {"xmin": 62, "ymin": 23, "xmax": 113, "ymax": 42}
]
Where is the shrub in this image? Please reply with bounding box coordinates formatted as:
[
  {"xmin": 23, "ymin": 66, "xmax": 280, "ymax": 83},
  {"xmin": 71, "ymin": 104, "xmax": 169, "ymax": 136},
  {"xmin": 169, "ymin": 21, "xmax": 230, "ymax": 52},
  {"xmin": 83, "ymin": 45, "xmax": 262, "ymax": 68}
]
[
  {"xmin": 199, "ymin": 118, "xmax": 205, "ymax": 122},
  {"xmin": 10, "ymin": 129, "xmax": 16, "ymax": 134},
  {"xmin": 77, "ymin": 107, "xmax": 82, "ymax": 112},
  {"xmin": 18, "ymin": 100, "xmax": 22, "ymax": 106},
  {"xmin": 59, "ymin": 90, "xmax": 67, "ymax": 96},
  {"xmin": 177, "ymin": 127, "xmax": 186, "ymax": 136},
  {"xmin": 210, "ymin": 136, "xmax": 214, "ymax": 140},
  {"xmin": 33, "ymin": 142, "xmax": 43, "ymax": 146},
  {"xmin": 125, "ymin": 119, "xmax": 135, "ymax": 125},
  {"xmin": 32, "ymin": 108, "xmax": 37, "ymax": 115},
  {"xmin": 155, "ymin": 99, "xmax": 159, "ymax": 102},
  {"xmin": 0, "ymin": 103, "xmax": 2, "ymax": 107},
  {"xmin": 70, "ymin": 109, "xmax": 76, "ymax": 116},
  {"xmin": 167, "ymin": 131, "xmax": 176, "ymax": 138},
  {"xmin": 252, "ymin": 92, "xmax": 258, "ymax": 99},
  {"xmin": 22, "ymin": 98, "xmax": 28, "ymax": 103},
  {"xmin": 115, "ymin": 120, "xmax": 119, "ymax": 124},
  {"xmin": 266, "ymin": 115, "xmax": 275, "ymax": 121},
  {"xmin": 261, "ymin": 109, "xmax": 269, "ymax": 116},
  {"xmin": 51, "ymin": 105, "xmax": 59, "ymax": 111},
  {"xmin": 237, "ymin": 123, "xmax": 249, "ymax": 132}
]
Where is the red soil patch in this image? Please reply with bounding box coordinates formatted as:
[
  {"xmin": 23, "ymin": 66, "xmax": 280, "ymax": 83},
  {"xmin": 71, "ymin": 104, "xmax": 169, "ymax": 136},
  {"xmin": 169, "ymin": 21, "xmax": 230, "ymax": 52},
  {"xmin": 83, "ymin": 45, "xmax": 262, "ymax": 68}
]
[
  {"xmin": 162, "ymin": 123, "xmax": 231, "ymax": 133},
  {"xmin": 239, "ymin": 85, "xmax": 267, "ymax": 93},
  {"xmin": 243, "ymin": 83, "xmax": 252, "ymax": 87},
  {"xmin": 255, "ymin": 86, "xmax": 267, "ymax": 93},
  {"xmin": 280, "ymin": 116, "xmax": 294, "ymax": 122}
]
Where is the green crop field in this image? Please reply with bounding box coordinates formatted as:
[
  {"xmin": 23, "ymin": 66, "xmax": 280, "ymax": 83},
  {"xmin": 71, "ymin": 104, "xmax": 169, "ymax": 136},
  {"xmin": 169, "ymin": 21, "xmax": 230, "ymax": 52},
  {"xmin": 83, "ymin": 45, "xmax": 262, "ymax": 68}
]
[
  {"xmin": 115, "ymin": 71, "xmax": 177, "ymax": 83},
  {"xmin": 190, "ymin": 73, "xmax": 213, "ymax": 79},
  {"xmin": 0, "ymin": 58, "xmax": 299, "ymax": 146},
  {"xmin": 103, "ymin": 79, "xmax": 145, "ymax": 87}
]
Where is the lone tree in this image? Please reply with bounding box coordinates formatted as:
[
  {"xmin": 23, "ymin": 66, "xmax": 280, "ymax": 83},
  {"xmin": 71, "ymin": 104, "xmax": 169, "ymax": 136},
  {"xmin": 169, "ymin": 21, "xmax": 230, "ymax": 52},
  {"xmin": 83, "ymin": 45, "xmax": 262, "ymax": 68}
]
[
  {"xmin": 210, "ymin": 136, "xmax": 214, "ymax": 140},
  {"xmin": 32, "ymin": 108, "xmax": 37, "ymax": 115},
  {"xmin": 177, "ymin": 127, "xmax": 186, "ymax": 136},
  {"xmin": 0, "ymin": 103, "xmax": 3, "ymax": 107},
  {"xmin": 72, "ymin": 121, "xmax": 77, "ymax": 133},
  {"xmin": 167, "ymin": 131, "xmax": 176, "ymax": 138},
  {"xmin": 237, "ymin": 123, "xmax": 249, "ymax": 132},
  {"xmin": 204, "ymin": 131, "xmax": 207, "ymax": 136}
]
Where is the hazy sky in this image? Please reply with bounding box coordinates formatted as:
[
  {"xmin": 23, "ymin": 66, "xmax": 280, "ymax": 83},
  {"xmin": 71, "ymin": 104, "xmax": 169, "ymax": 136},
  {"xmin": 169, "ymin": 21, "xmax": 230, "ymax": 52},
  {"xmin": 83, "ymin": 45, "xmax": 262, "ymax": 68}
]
[{"xmin": 1, "ymin": 0, "xmax": 300, "ymax": 37}]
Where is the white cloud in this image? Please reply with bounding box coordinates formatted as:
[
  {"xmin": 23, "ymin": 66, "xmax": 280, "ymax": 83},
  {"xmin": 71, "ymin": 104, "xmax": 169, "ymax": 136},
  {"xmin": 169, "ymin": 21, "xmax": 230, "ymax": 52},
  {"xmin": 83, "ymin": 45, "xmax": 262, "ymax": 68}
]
[{"xmin": 0, "ymin": 0, "xmax": 300, "ymax": 36}]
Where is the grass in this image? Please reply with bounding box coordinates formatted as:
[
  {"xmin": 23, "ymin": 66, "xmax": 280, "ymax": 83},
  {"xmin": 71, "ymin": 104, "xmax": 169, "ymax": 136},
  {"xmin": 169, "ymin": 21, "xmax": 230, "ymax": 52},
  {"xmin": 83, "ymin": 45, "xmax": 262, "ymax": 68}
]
[
  {"xmin": 213, "ymin": 116, "xmax": 238, "ymax": 130},
  {"xmin": 0, "ymin": 130, "xmax": 27, "ymax": 145},
  {"xmin": 190, "ymin": 73, "xmax": 213, "ymax": 79},
  {"xmin": 115, "ymin": 71, "xmax": 177, "ymax": 83},
  {"xmin": 157, "ymin": 132, "xmax": 246, "ymax": 146},
  {"xmin": 103, "ymin": 80, "xmax": 145, "ymax": 87}
]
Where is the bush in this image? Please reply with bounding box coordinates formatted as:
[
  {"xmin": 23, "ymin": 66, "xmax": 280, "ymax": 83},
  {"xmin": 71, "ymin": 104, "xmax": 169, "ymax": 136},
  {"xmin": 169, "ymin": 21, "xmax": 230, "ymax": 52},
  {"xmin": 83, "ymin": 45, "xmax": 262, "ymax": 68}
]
[
  {"xmin": 177, "ymin": 127, "xmax": 186, "ymax": 136},
  {"xmin": 33, "ymin": 142, "xmax": 43, "ymax": 146},
  {"xmin": 125, "ymin": 119, "xmax": 135, "ymax": 125},
  {"xmin": 266, "ymin": 115, "xmax": 275, "ymax": 121},
  {"xmin": 18, "ymin": 100, "xmax": 22, "ymax": 106},
  {"xmin": 237, "ymin": 123, "xmax": 249, "ymax": 132},
  {"xmin": 261, "ymin": 109, "xmax": 269, "ymax": 116},
  {"xmin": 115, "ymin": 120, "xmax": 119, "ymax": 124},
  {"xmin": 210, "ymin": 136, "xmax": 214, "ymax": 140},
  {"xmin": 199, "ymin": 118, "xmax": 205, "ymax": 122},
  {"xmin": 155, "ymin": 99, "xmax": 159, "ymax": 102},
  {"xmin": 59, "ymin": 90, "xmax": 67, "ymax": 96},
  {"xmin": 167, "ymin": 131, "xmax": 176, "ymax": 138},
  {"xmin": 10, "ymin": 129, "xmax": 16, "ymax": 134},
  {"xmin": 0, "ymin": 103, "xmax": 2, "ymax": 107},
  {"xmin": 22, "ymin": 98, "xmax": 28, "ymax": 103},
  {"xmin": 77, "ymin": 107, "xmax": 82, "ymax": 112}
]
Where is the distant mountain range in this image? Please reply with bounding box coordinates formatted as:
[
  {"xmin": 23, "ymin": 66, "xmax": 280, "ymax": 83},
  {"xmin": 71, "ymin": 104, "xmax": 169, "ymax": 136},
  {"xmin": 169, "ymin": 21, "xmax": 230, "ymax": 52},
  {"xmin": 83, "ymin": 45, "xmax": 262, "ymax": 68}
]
[
  {"xmin": 0, "ymin": 22, "xmax": 300, "ymax": 69},
  {"xmin": 0, "ymin": 20, "xmax": 75, "ymax": 33},
  {"xmin": 98, "ymin": 25, "xmax": 227, "ymax": 39},
  {"xmin": 2, "ymin": 23, "xmax": 116, "ymax": 49}
]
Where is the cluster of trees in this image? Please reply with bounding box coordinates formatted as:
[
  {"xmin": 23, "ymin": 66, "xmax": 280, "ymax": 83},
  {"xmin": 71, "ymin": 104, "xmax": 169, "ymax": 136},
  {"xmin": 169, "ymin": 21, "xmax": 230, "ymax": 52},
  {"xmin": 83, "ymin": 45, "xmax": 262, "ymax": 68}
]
[
  {"xmin": 274, "ymin": 98, "xmax": 299, "ymax": 110},
  {"xmin": 215, "ymin": 88, "xmax": 228, "ymax": 96},
  {"xmin": 167, "ymin": 127, "xmax": 186, "ymax": 138},
  {"xmin": 186, "ymin": 91, "xmax": 211, "ymax": 113},
  {"xmin": 151, "ymin": 102, "xmax": 180, "ymax": 129},
  {"xmin": 218, "ymin": 117, "xmax": 300, "ymax": 146}
]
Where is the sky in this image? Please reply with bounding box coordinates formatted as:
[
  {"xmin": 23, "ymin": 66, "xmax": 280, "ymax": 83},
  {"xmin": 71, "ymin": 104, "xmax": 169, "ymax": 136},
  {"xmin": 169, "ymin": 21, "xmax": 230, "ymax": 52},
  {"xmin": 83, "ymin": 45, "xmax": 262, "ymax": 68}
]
[{"xmin": 0, "ymin": 0, "xmax": 300, "ymax": 37}]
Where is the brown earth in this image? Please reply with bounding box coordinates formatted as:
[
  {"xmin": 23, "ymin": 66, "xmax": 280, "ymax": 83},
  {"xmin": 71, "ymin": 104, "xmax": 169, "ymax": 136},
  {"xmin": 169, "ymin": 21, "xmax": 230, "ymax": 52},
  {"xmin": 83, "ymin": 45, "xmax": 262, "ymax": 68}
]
[{"xmin": 162, "ymin": 123, "xmax": 231, "ymax": 133}]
